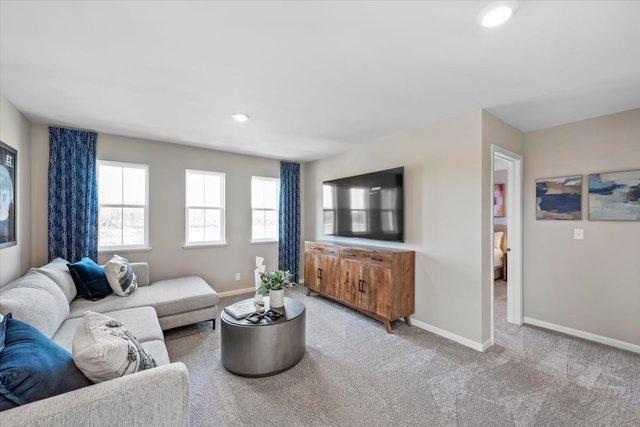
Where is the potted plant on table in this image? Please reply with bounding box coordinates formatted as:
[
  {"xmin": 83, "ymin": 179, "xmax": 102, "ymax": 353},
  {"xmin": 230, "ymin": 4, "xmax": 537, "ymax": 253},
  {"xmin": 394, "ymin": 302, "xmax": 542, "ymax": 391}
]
[{"xmin": 257, "ymin": 270, "xmax": 293, "ymax": 309}]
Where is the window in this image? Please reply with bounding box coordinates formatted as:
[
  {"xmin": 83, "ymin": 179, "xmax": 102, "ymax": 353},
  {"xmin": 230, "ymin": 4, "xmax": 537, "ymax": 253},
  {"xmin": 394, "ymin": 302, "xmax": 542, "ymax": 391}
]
[
  {"xmin": 251, "ymin": 176, "xmax": 279, "ymax": 242},
  {"xmin": 185, "ymin": 170, "xmax": 225, "ymax": 245},
  {"xmin": 98, "ymin": 161, "xmax": 149, "ymax": 250}
]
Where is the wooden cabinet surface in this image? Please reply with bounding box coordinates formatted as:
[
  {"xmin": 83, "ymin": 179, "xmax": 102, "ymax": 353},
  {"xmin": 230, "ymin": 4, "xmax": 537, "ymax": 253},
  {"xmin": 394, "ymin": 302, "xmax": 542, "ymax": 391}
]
[{"xmin": 304, "ymin": 241, "xmax": 415, "ymax": 333}]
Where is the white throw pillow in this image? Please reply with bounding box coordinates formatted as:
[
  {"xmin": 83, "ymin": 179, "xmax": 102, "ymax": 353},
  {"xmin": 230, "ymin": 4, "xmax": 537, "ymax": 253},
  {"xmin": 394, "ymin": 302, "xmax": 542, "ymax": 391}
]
[
  {"xmin": 493, "ymin": 232, "xmax": 504, "ymax": 249},
  {"xmin": 72, "ymin": 311, "xmax": 157, "ymax": 383},
  {"xmin": 104, "ymin": 255, "xmax": 138, "ymax": 296}
]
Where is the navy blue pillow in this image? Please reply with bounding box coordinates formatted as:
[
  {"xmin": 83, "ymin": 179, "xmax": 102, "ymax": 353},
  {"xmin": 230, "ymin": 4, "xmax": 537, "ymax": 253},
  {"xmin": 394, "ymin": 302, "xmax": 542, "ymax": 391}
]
[
  {"xmin": 67, "ymin": 257, "xmax": 112, "ymax": 300},
  {"xmin": 0, "ymin": 314, "xmax": 92, "ymax": 411}
]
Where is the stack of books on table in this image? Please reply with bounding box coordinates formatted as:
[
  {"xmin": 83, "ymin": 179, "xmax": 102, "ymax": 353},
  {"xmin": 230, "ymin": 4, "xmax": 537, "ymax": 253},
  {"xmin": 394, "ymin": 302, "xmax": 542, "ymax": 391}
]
[{"xmin": 224, "ymin": 300, "xmax": 264, "ymax": 319}]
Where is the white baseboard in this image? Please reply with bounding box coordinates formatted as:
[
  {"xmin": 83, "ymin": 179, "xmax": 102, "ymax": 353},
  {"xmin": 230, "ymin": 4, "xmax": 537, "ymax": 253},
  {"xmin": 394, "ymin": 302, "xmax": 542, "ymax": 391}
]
[
  {"xmin": 217, "ymin": 287, "xmax": 255, "ymax": 298},
  {"xmin": 481, "ymin": 338, "xmax": 494, "ymax": 351},
  {"xmin": 411, "ymin": 317, "xmax": 487, "ymax": 352},
  {"xmin": 523, "ymin": 316, "xmax": 640, "ymax": 354}
]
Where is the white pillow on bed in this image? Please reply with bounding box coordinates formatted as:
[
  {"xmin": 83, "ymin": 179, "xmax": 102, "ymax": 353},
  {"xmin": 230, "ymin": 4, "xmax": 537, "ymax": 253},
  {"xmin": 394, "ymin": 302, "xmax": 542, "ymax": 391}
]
[{"xmin": 493, "ymin": 232, "xmax": 504, "ymax": 249}]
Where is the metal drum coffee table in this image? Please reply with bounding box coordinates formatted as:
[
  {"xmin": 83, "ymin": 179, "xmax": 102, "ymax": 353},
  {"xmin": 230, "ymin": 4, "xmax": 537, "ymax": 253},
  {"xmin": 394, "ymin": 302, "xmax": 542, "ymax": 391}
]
[{"xmin": 221, "ymin": 297, "xmax": 306, "ymax": 377}]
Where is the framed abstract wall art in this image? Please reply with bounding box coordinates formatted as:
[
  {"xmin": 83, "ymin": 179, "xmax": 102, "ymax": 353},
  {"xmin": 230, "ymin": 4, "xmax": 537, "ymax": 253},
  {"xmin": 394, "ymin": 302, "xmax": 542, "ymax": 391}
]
[
  {"xmin": 493, "ymin": 184, "xmax": 505, "ymax": 217},
  {"xmin": 536, "ymin": 175, "xmax": 582, "ymax": 220},
  {"xmin": 0, "ymin": 141, "xmax": 17, "ymax": 248},
  {"xmin": 588, "ymin": 169, "xmax": 640, "ymax": 221}
]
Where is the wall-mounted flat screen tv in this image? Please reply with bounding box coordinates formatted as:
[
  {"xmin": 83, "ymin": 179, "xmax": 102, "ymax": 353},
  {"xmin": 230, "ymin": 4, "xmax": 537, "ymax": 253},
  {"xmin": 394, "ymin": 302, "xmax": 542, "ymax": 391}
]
[{"xmin": 322, "ymin": 167, "xmax": 404, "ymax": 242}]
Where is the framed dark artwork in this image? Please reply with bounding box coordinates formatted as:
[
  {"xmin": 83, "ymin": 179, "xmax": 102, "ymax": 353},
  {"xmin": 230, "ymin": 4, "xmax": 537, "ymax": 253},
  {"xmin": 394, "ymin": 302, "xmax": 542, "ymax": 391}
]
[
  {"xmin": 588, "ymin": 169, "xmax": 640, "ymax": 221},
  {"xmin": 0, "ymin": 141, "xmax": 17, "ymax": 248},
  {"xmin": 535, "ymin": 175, "xmax": 582, "ymax": 220},
  {"xmin": 493, "ymin": 184, "xmax": 505, "ymax": 217}
]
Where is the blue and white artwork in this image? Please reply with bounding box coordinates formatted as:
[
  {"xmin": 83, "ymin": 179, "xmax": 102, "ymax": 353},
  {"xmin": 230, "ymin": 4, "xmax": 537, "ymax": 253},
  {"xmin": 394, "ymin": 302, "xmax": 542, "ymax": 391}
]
[
  {"xmin": 0, "ymin": 141, "xmax": 17, "ymax": 248},
  {"xmin": 536, "ymin": 175, "xmax": 582, "ymax": 220},
  {"xmin": 589, "ymin": 170, "xmax": 640, "ymax": 221}
]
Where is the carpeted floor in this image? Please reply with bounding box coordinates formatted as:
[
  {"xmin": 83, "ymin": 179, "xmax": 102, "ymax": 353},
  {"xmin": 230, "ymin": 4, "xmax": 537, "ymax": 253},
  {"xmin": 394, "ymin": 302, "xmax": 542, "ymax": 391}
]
[{"xmin": 164, "ymin": 283, "xmax": 640, "ymax": 426}]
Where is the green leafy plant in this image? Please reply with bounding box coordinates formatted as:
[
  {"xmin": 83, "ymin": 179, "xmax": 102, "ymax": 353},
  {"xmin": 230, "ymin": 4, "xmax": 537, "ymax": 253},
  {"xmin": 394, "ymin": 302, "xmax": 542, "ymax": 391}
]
[{"xmin": 257, "ymin": 270, "xmax": 293, "ymax": 295}]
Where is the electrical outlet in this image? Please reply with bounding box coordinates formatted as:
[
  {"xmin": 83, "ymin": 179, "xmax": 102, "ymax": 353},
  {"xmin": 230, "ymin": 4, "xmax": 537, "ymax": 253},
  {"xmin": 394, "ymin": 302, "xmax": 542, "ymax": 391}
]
[
  {"xmin": 573, "ymin": 228, "xmax": 584, "ymax": 240},
  {"xmin": 235, "ymin": 273, "xmax": 241, "ymax": 281}
]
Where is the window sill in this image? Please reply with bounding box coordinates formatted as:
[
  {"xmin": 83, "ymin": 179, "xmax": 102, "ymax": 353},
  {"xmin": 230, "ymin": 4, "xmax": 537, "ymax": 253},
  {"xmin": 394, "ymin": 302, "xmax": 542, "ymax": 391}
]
[
  {"xmin": 182, "ymin": 242, "xmax": 228, "ymax": 249},
  {"xmin": 99, "ymin": 246, "xmax": 152, "ymax": 254},
  {"xmin": 250, "ymin": 239, "xmax": 279, "ymax": 245}
]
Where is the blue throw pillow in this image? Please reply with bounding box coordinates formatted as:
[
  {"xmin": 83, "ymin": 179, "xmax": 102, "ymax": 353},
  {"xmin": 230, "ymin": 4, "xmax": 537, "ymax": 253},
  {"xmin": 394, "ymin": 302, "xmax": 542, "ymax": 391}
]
[
  {"xmin": 67, "ymin": 257, "xmax": 112, "ymax": 300},
  {"xmin": 0, "ymin": 314, "xmax": 92, "ymax": 411}
]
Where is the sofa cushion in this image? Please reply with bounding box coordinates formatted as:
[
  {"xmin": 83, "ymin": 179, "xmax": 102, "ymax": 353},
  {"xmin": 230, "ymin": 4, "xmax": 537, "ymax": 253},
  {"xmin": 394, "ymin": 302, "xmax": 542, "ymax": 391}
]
[
  {"xmin": 0, "ymin": 269, "xmax": 69, "ymax": 338},
  {"xmin": 52, "ymin": 307, "xmax": 164, "ymax": 352},
  {"xmin": 0, "ymin": 314, "xmax": 91, "ymax": 411},
  {"xmin": 141, "ymin": 340, "xmax": 170, "ymax": 366},
  {"xmin": 67, "ymin": 258, "xmax": 112, "ymax": 301},
  {"xmin": 69, "ymin": 276, "xmax": 219, "ymax": 319},
  {"xmin": 35, "ymin": 258, "xmax": 77, "ymax": 302},
  {"xmin": 104, "ymin": 255, "xmax": 138, "ymax": 296},
  {"xmin": 72, "ymin": 312, "xmax": 157, "ymax": 383}
]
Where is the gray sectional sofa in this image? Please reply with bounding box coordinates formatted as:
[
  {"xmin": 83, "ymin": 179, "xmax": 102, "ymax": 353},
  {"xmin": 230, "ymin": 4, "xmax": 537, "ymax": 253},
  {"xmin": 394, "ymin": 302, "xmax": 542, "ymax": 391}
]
[{"xmin": 0, "ymin": 259, "xmax": 219, "ymax": 426}]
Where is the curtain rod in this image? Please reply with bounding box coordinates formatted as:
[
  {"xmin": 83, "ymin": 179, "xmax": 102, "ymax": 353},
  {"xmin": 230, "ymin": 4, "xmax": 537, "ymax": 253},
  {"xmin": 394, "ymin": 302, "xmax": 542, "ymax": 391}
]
[{"xmin": 49, "ymin": 124, "xmax": 97, "ymax": 134}]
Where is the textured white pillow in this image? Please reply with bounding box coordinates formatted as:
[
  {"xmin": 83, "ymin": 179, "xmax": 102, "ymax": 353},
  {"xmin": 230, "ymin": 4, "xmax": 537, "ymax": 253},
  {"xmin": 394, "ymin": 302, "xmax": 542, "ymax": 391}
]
[
  {"xmin": 72, "ymin": 311, "xmax": 157, "ymax": 383},
  {"xmin": 104, "ymin": 255, "xmax": 138, "ymax": 296},
  {"xmin": 493, "ymin": 232, "xmax": 504, "ymax": 249}
]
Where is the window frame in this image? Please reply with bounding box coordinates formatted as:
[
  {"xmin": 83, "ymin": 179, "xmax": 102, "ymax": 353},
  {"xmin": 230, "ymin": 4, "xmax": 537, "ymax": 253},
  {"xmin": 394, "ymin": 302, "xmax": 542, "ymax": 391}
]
[
  {"xmin": 251, "ymin": 176, "xmax": 280, "ymax": 243},
  {"xmin": 184, "ymin": 169, "xmax": 226, "ymax": 247},
  {"xmin": 97, "ymin": 160, "xmax": 150, "ymax": 253}
]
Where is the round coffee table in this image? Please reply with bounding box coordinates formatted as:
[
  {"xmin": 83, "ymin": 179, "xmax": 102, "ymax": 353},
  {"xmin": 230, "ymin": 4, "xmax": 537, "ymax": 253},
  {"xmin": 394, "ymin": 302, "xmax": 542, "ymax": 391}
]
[{"xmin": 221, "ymin": 297, "xmax": 306, "ymax": 377}]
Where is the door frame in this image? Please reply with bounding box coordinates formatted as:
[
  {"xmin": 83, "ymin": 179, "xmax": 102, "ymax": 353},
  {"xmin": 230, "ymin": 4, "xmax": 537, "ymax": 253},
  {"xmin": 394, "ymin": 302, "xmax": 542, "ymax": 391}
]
[{"xmin": 490, "ymin": 145, "xmax": 523, "ymax": 342}]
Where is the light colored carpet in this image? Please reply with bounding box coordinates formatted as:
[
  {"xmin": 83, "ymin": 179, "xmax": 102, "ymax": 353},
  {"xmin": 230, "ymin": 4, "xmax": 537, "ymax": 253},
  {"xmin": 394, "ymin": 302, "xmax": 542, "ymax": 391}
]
[{"xmin": 164, "ymin": 284, "xmax": 640, "ymax": 426}]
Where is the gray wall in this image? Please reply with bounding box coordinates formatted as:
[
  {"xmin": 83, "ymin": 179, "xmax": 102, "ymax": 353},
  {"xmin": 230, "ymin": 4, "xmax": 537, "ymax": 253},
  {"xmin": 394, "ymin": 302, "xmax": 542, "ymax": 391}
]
[
  {"xmin": 0, "ymin": 95, "xmax": 31, "ymax": 286},
  {"xmin": 30, "ymin": 124, "xmax": 284, "ymax": 293},
  {"xmin": 480, "ymin": 111, "xmax": 524, "ymax": 341},
  {"xmin": 305, "ymin": 111, "xmax": 487, "ymax": 344},
  {"xmin": 523, "ymin": 108, "xmax": 640, "ymax": 345}
]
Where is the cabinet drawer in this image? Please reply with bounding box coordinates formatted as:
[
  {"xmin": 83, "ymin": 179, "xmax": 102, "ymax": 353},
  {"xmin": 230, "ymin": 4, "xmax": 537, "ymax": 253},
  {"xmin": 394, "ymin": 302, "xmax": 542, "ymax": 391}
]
[
  {"xmin": 305, "ymin": 242, "xmax": 339, "ymax": 256},
  {"xmin": 339, "ymin": 248, "xmax": 393, "ymax": 268}
]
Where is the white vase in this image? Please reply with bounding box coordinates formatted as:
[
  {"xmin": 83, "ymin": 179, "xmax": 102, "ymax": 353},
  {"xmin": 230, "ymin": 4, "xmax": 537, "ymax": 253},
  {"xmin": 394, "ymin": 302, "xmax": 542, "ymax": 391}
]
[
  {"xmin": 269, "ymin": 289, "xmax": 285, "ymax": 308},
  {"xmin": 254, "ymin": 292, "xmax": 264, "ymax": 305}
]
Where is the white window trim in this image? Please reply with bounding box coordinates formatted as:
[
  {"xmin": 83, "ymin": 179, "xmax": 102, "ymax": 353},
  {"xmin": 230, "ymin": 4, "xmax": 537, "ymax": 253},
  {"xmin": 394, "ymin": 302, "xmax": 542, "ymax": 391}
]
[
  {"xmin": 97, "ymin": 160, "xmax": 150, "ymax": 253},
  {"xmin": 185, "ymin": 169, "xmax": 226, "ymax": 246},
  {"xmin": 251, "ymin": 176, "xmax": 280, "ymax": 243}
]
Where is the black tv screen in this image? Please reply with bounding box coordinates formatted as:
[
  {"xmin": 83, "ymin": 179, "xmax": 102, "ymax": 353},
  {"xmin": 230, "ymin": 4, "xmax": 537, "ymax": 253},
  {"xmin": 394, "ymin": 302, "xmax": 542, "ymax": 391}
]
[{"xmin": 322, "ymin": 167, "xmax": 404, "ymax": 242}]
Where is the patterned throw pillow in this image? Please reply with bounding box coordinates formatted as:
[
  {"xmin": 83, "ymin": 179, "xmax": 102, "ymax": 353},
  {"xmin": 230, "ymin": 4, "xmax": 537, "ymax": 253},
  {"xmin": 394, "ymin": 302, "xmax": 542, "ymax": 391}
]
[
  {"xmin": 104, "ymin": 255, "xmax": 138, "ymax": 296},
  {"xmin": 72, "ymin": 311, "xmax": 156, "ymax": 383}
]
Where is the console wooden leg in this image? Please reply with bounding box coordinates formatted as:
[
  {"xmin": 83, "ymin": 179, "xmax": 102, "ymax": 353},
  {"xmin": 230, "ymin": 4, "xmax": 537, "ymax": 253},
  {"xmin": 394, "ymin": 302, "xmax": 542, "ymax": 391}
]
[
  {"xmin": 306, "ymin": 288, "xmax": 311, "ymax": 296},
  {"xmin": 383, "ymin": 320, "xmax": 393, "ymax": 334},
  {"xmin": 404, "ymin": 316, "xmax": 412, "ymax": 327}
]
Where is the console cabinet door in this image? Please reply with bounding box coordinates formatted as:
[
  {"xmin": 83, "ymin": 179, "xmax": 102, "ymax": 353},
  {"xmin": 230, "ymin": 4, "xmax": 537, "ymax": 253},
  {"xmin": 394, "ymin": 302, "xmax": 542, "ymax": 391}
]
[
  {"xmin": 360, "ymin": 266, "xmax": 392, "ymax": 318},
  {"xmin": 338, "ymin": 259, "xmax": 362, "ymax": 308},
  {"xmin": 319, "ymin": 255, "xmax": 339, "ymax": 298},
  {"xmin": 304, "ymin": 253, "xmax": 320, "ymax": 292}
]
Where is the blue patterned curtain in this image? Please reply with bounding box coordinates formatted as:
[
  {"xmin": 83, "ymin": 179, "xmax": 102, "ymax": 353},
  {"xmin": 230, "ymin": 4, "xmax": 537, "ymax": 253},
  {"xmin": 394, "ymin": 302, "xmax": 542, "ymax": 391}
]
[
  {"xmin": 279, "ymin": 161, "xmax": 300, "ymax": 282},
  {"xmin": 48, "ymin": 126, "xmax": 98, "ymax": 262}
]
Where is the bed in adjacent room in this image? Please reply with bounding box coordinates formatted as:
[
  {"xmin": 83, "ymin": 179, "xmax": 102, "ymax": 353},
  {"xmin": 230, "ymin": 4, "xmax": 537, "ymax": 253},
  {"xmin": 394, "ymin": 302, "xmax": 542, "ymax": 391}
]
[{"xmin": 493, "ymin": 225, "xmax": 507, "ymax": 280}]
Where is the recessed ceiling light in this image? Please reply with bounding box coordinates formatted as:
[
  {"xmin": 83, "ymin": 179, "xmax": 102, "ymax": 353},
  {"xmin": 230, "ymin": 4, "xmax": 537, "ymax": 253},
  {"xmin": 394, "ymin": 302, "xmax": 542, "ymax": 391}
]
[
  {"xmin": 479, "ymin": 2, "xmax": 518, "ymax": 28},
  {"xmin": 231, "ymin": 112, "xmax": 250, "ymax": 122}
]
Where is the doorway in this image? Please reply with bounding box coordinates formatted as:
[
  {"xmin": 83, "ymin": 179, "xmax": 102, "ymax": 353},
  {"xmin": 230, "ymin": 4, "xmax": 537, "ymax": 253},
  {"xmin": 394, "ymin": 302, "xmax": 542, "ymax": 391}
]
[{"xmin": 491, "ymin": 146, "xmax": 523, "ymax": 343}]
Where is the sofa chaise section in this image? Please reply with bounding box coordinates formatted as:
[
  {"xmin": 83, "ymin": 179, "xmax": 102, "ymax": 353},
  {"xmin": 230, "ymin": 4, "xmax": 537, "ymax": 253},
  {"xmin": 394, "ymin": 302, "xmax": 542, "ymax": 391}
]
[{"xmin": 67, "ymin": 263, "xmax": 219, "ymax": 330}]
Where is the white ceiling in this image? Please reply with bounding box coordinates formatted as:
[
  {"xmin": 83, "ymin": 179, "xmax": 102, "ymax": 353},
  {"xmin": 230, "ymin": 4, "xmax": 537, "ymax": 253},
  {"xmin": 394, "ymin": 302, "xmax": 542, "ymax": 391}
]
[{"xmin": 1, "ymin": 1, "xmax": 639, "ymax": 161}]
